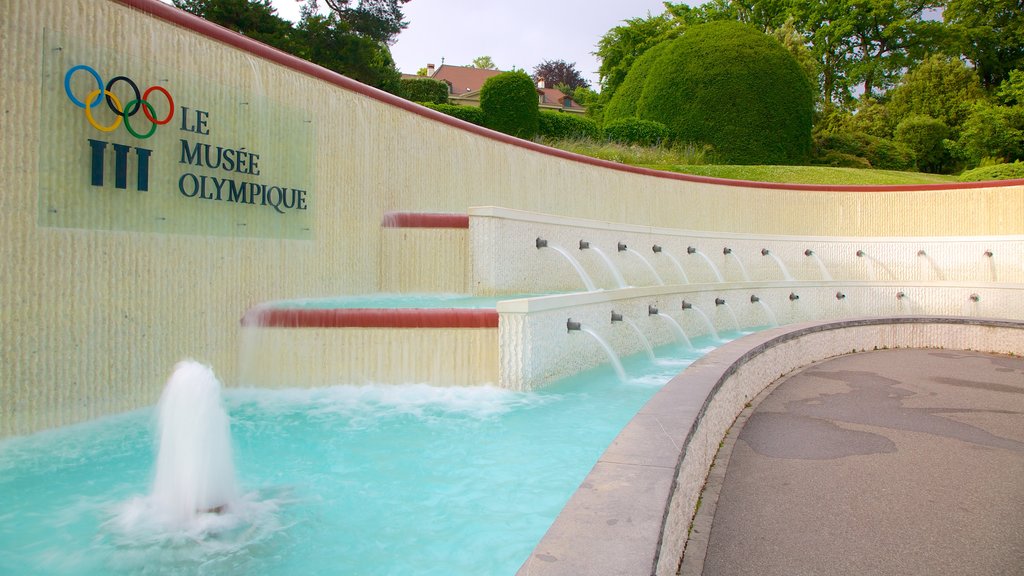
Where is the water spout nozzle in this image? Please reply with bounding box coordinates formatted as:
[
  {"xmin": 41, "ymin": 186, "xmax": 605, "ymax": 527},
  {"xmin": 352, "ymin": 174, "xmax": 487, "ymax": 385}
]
[
  {"xmin": 617, "ymin": 242, "xmax": 628, "ymax": 252},
  {"xmin": 789, "ymin": 292, "xmax": 800, "ymax": 301},
  {"xmin": 611, "ymin": 311, "xmax": 623, "ymax": 323},
  {"xmin": 535, "ymin": 237, "xmax": 548, "ymax": 249},
  {"xmin": 648, "ymin": 305, "xmax": 659, "ymax": 316},
  {"xmin": 917, "ymin": 250, "xmax": 927, "ymax": 257},
  {"xmin": 687, "ymin": 246, "xmax": 697, "ymax": 255},
  {"xmin": 567, "ymin": 319, "xmax": 582, "ymax": 332},
  {"xmin": 984, "ymin": 250, "xmax": 994, "ymax": 257},
  {"xmin": 723, "ymin": 247, "xmax": 732, "ymax": 255},
  {"xmin": 761, "ymin": 248, "xmax": 770, "ymax": 256},
  {"xmin": 681, "ymin": 300, "xmax": 693, "ymax": 310},
  {"xmin": 804, "ymin": 249, "xmax": 814, "ymax": 257},
  {"xmin": 652, "ymin": 244, "xmax": 662, "ymax": 253},
  {"xmin": 970, "ymin": 293, "xmax": 980, "ymax": 303},
  {"xmin": 856, "ymin": 250, "xmax": 865, "ymax": 257},
  {"xmin": 896, "ymin": 291, "xmax": 906, "ymax": 300},
  {"xmin": 715, "ymin": 298, "xmax": 726, "ymax": 306},
  {"xmin": 579, "ymin": 240, "xmax": 590, "ymax": 250},
  {"xmin": 836, "ymin": 292, "xmax": 846, "ymax": 300},
  {"xmin": 750, "ymin": 295, "xmax": 760, "ymax": 303}
]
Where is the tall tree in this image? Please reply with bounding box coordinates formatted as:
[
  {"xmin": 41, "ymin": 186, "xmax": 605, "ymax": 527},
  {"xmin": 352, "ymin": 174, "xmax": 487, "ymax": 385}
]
[
  {"xmin": 945, "ymin": 0, "xmax": 1024, "ymax": 89},
  {"xmin": 470, "ymin": 56, "xmax": 497, "ymax": 69},
  {"xmin": 595, "ymin": 13, "xmax": 679, "ymax": 99},
  {"xmin": 533, "ymin": 60, "xmax": 591, "ymax": 90},
  {"xmin": 173, "ymin": 0, "xmax": 298, "ymax": 52},
  {"xmin": 315, "ymin": 0, "xmax": 411, "ymax": 45}
]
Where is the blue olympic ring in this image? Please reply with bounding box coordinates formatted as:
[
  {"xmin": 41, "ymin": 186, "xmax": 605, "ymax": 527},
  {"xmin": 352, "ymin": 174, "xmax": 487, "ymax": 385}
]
[{"xmin": 64, "ymin": 64, "xmax": 103, "ymax": 109}]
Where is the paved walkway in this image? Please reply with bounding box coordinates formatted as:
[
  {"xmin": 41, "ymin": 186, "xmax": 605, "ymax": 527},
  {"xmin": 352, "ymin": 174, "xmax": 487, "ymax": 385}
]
[{"xmin": 686, "ymin": 349, "xmax": 1024, "ymax": 576}]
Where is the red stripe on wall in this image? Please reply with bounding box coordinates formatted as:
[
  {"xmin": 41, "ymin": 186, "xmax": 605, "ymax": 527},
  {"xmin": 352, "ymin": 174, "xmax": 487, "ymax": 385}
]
[
  {"xmin": 116, "ymin": 0, "xmax": 1024, "ymax": 193},
  {"xmin": 381, "ymin": 212, "xmax": 470, "ymax": 228},
  {"xmin": 242, "ymin": 308, "xmax": 499, "ymax": 329}
]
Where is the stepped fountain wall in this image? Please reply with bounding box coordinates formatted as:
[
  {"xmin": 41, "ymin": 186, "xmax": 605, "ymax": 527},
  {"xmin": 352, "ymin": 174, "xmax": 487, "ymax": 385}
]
[{"xmin": 3, "ymin": 0, "xmax": 1024, "ymax": 435}]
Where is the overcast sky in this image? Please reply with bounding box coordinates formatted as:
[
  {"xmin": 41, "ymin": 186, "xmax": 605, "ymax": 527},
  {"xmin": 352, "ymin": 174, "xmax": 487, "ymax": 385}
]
[{"xmin": 267, "ymin": 0, "xmax": 689, "ymax": 89}]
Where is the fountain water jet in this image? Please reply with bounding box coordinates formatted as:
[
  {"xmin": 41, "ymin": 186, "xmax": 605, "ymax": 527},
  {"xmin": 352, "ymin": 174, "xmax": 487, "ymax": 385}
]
[
  {"xmin": 657, "ymin": 248, "xmax": 689, "ymax": 284},
  {"xmin": 544, "ymin": 244, "xmax": 598, "ymax": 291},
  {"xmin": 682, "ymin": 301, "xmax": 720, "ymax": 341},
  {"xmin": 715, "ymin": 298, "xmax": 741, "ymax": 331},
  {"xmin": 687, "ymin": 247, "xmax": 723, "ymax": 282},
  {"xmin": 649, "ymin": 306, "xmax": 692, "ymax": 350},
  {"xmin": 582, "ymin": 242, "xmax": 627, "ymax": 289},
  {"xmin": 625, "ymin": 247, "xmax": 665, "ymax": 285},
  {"xmin": 578, "ymin": 326, "xmax": 627, "ymax": 382},
  {"xmin": 147, "ymin": 360, "xmax": 239, "ymax": 529},
  {"xmin": 724, "ymin": 249, "xmax": 750, "ymax": 281},
  {"xmin": 750, "ymin": 295, "xmax": 778, "ymax": 327},
  {"xmin": 805, "ymin": 249, "xmax": 833, "ymax": 281},
  {"xmin": 761, "ymin": 249, "xmax": 794, "ymax": 281}
]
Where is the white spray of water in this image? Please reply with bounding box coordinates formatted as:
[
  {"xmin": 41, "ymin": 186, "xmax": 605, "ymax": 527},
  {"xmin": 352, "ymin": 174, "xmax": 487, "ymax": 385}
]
[{"xmin": 150, "ymin": 360, "xmax": 239, "ymax": 527}]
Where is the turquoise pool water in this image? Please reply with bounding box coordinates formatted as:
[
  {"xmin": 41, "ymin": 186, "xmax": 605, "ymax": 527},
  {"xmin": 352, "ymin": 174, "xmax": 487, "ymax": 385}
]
[{"xmin": 0, "ymin": 333, "xmax": 746, "ymax": 576}]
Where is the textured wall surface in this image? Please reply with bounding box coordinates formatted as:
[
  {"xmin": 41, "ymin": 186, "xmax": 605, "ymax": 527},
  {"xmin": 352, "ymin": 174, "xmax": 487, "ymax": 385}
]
[{"xmin": 3, "ymin": 0, "xmax": 1024, "ymax": 436}]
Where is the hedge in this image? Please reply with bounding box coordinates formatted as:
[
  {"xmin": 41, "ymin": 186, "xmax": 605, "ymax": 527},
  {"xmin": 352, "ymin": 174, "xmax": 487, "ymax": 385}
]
[
  {"xmin": 480, "ymin": 71, "xmax": 539, "ymax": 139},
  {"xmin": 537, "ymin": 110, "xmax": 600, "ymax": 140},
  {"xmin": 401, "ymin": 77, "xmax": 449, "ymax": 105},
  {"xmin": 419, "ymin": 102, "xmax": 484, "ymax": 126},
  {"xmin": 605, "ymin": 21, "xmax": 814, "ymax": 165},
  {"xmin": 603, "ymin": 117, "xmax": 670, "ymax": 146}
]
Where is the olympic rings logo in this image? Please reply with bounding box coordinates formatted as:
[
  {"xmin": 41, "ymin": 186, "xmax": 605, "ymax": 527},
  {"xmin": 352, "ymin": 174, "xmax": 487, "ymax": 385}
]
[{"xmin": 63, "ymin": 64, "xmax": 175, "ymax": 139}]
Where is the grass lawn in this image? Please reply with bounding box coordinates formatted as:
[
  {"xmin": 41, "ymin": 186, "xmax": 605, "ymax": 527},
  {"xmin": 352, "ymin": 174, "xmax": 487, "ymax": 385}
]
[{"xmin": 640, "ymin": 164, "xmax": 959, "ymax": 186}]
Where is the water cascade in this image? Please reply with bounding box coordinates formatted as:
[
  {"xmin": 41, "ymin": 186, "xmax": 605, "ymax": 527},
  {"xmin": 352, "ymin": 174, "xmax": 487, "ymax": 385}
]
[
  {"xmin": 648, "ymin": 305, "xmax": 692, "ymax": 349},
  {"xmin": 654, "ymin": 245, "xmax": 689, "ymax": 283},
  {"xmin": 538, "ymin": 238, "xmax": 598, "ymax": 292},
  {"xmin": 750, "ymin": 295, "xmax": 778, "ymax": 327},
  {"xmin": 577, "ymin": 325, "xmax": 627, "ymax": 382},
  {"xmin": 615, "ymin": 312, "xmax": 656, "ymax": 361},
  {"xmin": 917, "ymin": 249, "xmax": 946, "ymax": 281},
  {"xmin": 723, "ymin": 247, "xmax": 750, "ymax": 281},
  {"xmin": 582, "ymin": 241, "xmax": 627, "ymax": 289},
  {"xmin": 682, "ymin": 300, "xmax": 719, "ymax": 340},
  {"xmin": 715, "ymin": 297, "xmax": 741, "ymax": 331},
  {"xmin": 687, "ymin": 246, "xmax": 724, "ymax": 282},
  {"xmin": 622, "ymin": 244, "xmax": 664, "ymax": 285},
  {"xmin": 805, "ymin": 249, "xmax": 832, "ymax": 281},
  {"xmin": 761, "ymin": 248, "xmax": 794, "ymax": 281}
]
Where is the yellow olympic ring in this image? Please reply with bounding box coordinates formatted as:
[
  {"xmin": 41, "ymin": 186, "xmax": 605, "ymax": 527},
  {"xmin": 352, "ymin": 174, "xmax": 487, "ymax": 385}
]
[{"xmin": 84, "ymin": 89, "xmax": 124, "ymax": 133}]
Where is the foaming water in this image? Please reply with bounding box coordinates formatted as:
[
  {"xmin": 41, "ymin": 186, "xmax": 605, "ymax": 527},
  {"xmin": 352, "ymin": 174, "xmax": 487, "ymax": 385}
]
[{"xmin": 0, "ymin": 333, "xmax": 750, "ymax": 576}]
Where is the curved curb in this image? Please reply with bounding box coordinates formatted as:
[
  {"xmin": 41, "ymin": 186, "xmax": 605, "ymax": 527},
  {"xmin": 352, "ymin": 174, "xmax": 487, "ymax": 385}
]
[{"xmin": 518, "ymin": 316, "xmax": 1024, "ymax": 576}]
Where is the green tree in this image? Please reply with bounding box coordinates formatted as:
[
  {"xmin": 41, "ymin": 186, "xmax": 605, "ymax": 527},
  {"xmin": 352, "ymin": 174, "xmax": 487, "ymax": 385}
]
[
  {"xmin": 470, "ymin": 56, "xmax": 497, "ymax": 69},
  {"xmin": 480, "ymin": 71, "xmax": 540, "ymax": 139},
  {"xmin": 895, "ymin": 114, "xmax": 953, "ymax": 172},
  {"xmin": 886, "ymin": 54, "xmax": 985, "ymax": 133},
  {"xmin": 595, "ymin": 13, "xmax": 679, "ymax": 101},
  {"xmin": 316, "ymin": 0, "xmax": 411, "ymax": 45},
  {"xmin": 945, "ymin": 0, "xmax": 1024, "ymax": 89},
  {"xmin": 997, "ymin": 68, "xmax": 1024, "ymax": 106},
  {"xmin": 296, "ymin": 10, "xmax": 403, "ymax": 93},
  {"xmin": 607, "ymin": 20, "xmax": 814, "ymax": 164},
  {"xmin": 958, "ymin": 102, "xmax": 1024, "ymax": 166},
  {"xmin": 173, "ymin": 0, "xmax": 298, "ymax": 52}
]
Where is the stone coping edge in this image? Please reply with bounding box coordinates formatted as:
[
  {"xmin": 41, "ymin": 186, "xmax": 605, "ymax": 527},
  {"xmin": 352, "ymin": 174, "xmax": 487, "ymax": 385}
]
[{"xmin": 517, "ymin": 315, "xmax": 1024, "ymax": 576}]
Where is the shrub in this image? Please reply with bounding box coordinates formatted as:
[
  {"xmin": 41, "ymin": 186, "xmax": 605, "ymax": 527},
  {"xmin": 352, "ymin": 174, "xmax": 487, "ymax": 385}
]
[
  {"xmin": 537, "ymin": 110, "xmax": 601, "ymax": 140},
  {"xmin": 401, "ymin": 77, "xmax": 449, "ymax": 104},
  {"xmin": 812, "ymin": 131, "xmax": 915, "ymax": 171},
  {"xmin": 419, "ymin": 102, "xmax": 484, "ymax": 126},
  {"xmin": 958, "ymin": 160, "xmax": 1024, "ymax": 182},
  {"xmin": 480, "ymin": 71, "xmax": 539, "ymax": 139},
  {"xmin": 605, "ymin": 21, "xmax": 814, "ymax": 165},
  {"xmin": 958, "ymin": 103, "xmax": 1024, "ymax": 167},
  {"xmin": 603, "ymin": 117, "xmax": 670, "ymax": 147},
  {"xmin": 894, "ymin": 115, "xmax": 952, "ymax": 173}
]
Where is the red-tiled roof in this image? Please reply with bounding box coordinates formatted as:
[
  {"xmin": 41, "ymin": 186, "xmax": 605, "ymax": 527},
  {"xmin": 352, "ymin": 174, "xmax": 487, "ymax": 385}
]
[{"xmin": 429, "ymin": 64, "xmax": 502, "ymax": 95}]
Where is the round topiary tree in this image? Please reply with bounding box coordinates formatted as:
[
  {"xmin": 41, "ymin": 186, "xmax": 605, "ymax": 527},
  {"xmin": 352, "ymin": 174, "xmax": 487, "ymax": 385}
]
[
  {"xmin": 605, "ymin": 20, "xmax": 814, "ymax": 165},
  {"xmin": 480, "ymin": 70, "xmax": 539, "ymax": 139}
]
